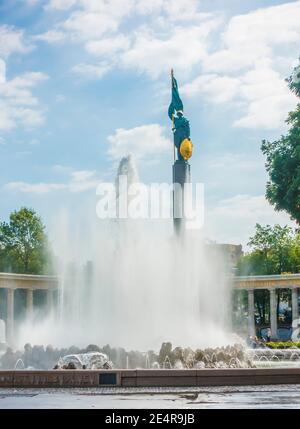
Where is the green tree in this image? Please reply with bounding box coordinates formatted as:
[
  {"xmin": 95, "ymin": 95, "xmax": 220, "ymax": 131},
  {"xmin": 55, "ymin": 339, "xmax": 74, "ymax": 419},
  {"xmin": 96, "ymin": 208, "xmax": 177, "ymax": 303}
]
[
  {"xmin": 261, "ymin": 60, "xmax": 300, "ymax": 224},
  {"xmin": 237, "ymin": 223, "xmax": 295, "ymax": 275},
  {"xmin": 289, "ymin": 233, "xmax": 300, "ymax": 272},
  {"xmin": 0, "ymin": 207, "xmax": 53, "ymax": 274}
]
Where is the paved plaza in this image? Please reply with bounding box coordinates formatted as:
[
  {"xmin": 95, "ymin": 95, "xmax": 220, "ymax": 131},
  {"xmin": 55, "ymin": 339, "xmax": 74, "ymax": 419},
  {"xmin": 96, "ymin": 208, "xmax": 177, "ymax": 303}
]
[{"xmin": 0, "ymin": 385, "xmax": 300, "ymax": 409}]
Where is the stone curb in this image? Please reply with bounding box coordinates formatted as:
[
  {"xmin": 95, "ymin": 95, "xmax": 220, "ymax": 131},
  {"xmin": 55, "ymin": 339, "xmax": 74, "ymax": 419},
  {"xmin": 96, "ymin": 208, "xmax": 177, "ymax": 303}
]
[{"xmin": 1, "ymin": 368, "xmax": 300, "ymax": 388}]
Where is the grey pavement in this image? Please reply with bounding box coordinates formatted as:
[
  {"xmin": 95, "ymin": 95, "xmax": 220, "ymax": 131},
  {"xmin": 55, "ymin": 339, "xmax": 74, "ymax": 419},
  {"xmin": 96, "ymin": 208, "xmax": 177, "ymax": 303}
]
[{"xmin": 0, "ymin": 385, "xmax": 300, "ymax": 409}]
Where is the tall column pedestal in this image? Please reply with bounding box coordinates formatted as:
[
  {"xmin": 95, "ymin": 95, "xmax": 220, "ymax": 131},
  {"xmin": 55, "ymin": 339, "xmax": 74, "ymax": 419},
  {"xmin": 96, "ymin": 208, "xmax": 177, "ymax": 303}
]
[{"xmin": 173, "ymin": 160, "xmax": 190, "ymax": 235}]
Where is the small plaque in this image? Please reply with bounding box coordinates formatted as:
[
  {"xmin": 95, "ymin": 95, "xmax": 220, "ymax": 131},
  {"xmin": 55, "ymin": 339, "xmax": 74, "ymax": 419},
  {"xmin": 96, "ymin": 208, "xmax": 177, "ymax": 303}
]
[{"xmin": 99, "ymin": 373, "xmax": 117, "ymax": 385}]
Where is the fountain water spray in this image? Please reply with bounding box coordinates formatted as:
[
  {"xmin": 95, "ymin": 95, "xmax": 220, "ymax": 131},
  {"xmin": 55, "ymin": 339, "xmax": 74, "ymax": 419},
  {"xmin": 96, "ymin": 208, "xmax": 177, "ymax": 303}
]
[{"xmin": 15, "ymin": 154, "xmax": 235, "ymax": 353}]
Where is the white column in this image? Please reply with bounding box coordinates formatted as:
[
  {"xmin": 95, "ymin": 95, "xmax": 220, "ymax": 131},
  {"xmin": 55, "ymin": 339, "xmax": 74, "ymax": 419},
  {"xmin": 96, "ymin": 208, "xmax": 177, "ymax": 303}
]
[
  {"xmin": 247, "ymin": 289, "xmax": 256, "ymax": 336},
  {"xmin": 6, "ymin": 288, "xmax": 14, "ymax": 346},
  {"xmin": 270, "ymin": 288, "xmax": 278, "ymax": 339},
  {"xmin": 26, "ymin": 289, "xmax": 33, "ymax": 321},
  {"xmin": 292, "ymin": 287, "xmax": 299, "ymax": 323},
  {"xmin": 47, "ymin": 289, "xmax": 53, "ymax": 311}
]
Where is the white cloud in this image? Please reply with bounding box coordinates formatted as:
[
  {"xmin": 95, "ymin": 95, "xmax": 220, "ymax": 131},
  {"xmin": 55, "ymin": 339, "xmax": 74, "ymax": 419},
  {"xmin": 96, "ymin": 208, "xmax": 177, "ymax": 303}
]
[
  {"xmin": 204, "ymin": 152, "xmax": 262, "ymax": 174},
  {"xmin": 52, "ymin": 0, "xmax": 134, "ymax": 42},
  {"xmin": 107, "ymin": 124, "xmax": 171, "ymax": 160},
  {"xmin": 203, "ymin": 45, "xmax": 271, "ymax": 75},
  {"xmin": 33, "ymin": 30, "xmax": 66, "ymax": 43},
  {"xmin": 45, "ymin": 0, "xmax": 77, "ymax": 10},
  {"xmin": 79, "ymin": 16, "xmax": 220, "ymax": 79},
  {"xmin": 122, "ymin": 20, "xmax": 221, "ymax": 78},
  {"xmin": 63, "ymin": 10, "xmax": 119, "ymax": 40},
  {"xmin": 46, "ymin": 0, "xmax": 207, "ymax": 23},
  {"xmin": 0, "ymin": 25, "xmax": 46, "ymax": 133},
  {"xmin": 0, "ymin": 69, "xmax": 48, "ymax": 131},
  {"xmin": 1, "ymin": 71, "xmax": 47, "ymax": 104},
  {"xmin": 0, "ymin": 58, "xmax": 6, "ymax": 84},
  {"xmin": 181, "ymin": 2, "xmax": 300, "ymax": 129},
  {"xmin": 184, "ymin": 65, "xmax": 298, "ymax": 129},
  {"xmin": 70, "ymin": 169, "xmax": 95, "ymax": 182},
  {"xmin": 71, "ymin": 62, "xmax": 110, "ymax": 79},
  {"xmin": 3, "ymin": 168, "xmax": 100, "ymax": 194},
  {"xmin": 135, "ymin": 0, "xmax": 212, "ymax": 23},
  {"xmin": 159, "ymin": 0, "xmax": 204, "ymax": 22},
  {"xmin": 5, "ymin": 182, "xmax": 66, "ymax": 194},
  {"xmin": 234, "ymin": 67, "xmax": 297, "ymax": 129},
  {"xmin": 0, "ymin": 25, "xmax": 32, "ymax": 58},
  {"xmin": 182, "ymin": 73, "xmax": 239, "ymax": 104},
  {"xmin": 85, "ymin": 34, "xmax": 130, "ymax": 56},
  {"xmin": 0, "ymin": 101, "xmax": 14, "ymax": 130},
  {"xmin": 203, "ymin": 2, "xmax": 300, "ymax": 75},
  {"xmin": 224, "ymin": 3, "xmax": 300, "ymax": 49},
  {"xmin": 206, "ymin": 194, "xmax": 296, "ymax": 247},
  {"xmin": 42, "ymin": 0, "xmax": 300, "ymax": 129},
  {"xmin": 13, "ymin": 107, "xmax": 46, "ymax": 128},
  {"xmin": 134, "ymin": 0, "xmax": 164, "ymax": 15},
  {"xmin": 43, "ymin": 0, "xmax": 221, "ymax": 78}
]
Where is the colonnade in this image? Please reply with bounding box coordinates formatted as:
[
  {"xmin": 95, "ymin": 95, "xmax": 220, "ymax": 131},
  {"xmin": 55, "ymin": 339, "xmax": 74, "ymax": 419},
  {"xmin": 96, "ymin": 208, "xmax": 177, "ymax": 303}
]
[
  {"xmin": 235, "ymin": 274, "xmax": 300, "ymax": 339},
  {"xmin": 0, "ymin": 273, "xmax": 59, "ymax": 345}
]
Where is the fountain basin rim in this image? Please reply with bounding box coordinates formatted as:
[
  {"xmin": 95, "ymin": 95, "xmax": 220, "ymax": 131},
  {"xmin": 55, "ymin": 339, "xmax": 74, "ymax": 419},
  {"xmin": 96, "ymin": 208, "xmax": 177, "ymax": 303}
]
[{"xmin": 1, "ymin": 368, "xmax": 300, "ymax": 388}]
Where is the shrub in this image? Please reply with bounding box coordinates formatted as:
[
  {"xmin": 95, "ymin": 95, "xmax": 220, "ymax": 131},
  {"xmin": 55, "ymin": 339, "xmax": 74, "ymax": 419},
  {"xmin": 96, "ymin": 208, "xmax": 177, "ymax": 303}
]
[{"xmin": 266, "ymin": 341, "xmax": 300, "ymax": 349}]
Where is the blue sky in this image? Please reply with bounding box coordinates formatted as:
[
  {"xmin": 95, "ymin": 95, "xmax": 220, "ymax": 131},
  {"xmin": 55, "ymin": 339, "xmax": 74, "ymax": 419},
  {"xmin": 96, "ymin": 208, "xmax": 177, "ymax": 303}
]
[{"xmin": 0, "ymin": 0, "xmax": 299, "ymax": 247}]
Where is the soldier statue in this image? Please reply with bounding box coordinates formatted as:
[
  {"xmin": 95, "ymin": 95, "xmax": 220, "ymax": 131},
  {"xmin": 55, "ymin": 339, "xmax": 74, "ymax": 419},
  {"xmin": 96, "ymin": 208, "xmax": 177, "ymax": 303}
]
[{"xmin": 168, "ymin": 69, "xmax": 193, "ymax": 162}]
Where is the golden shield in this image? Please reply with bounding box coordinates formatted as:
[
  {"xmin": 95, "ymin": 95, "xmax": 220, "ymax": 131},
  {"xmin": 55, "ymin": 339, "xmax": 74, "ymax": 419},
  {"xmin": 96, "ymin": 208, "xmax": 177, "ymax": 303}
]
[{"xmin": 180, "ymin": 138, "xmax": 194, "ymax": 160}]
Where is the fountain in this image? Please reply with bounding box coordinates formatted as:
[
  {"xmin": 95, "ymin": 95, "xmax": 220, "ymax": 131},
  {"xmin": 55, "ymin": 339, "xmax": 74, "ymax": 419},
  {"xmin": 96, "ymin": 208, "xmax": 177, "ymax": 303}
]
[
  {"xmin": 55, "ymin": 352, "xmax": 112, "ymax": 370},
  {"xmin": 1, "ymin": 71, "xmax": 298, "ymax": 383},
  {"xmin": 247, "ymin": 348, "xmax": 300, "ymax": 368},
  {"xmin": 13, "ymin": 149, "xmax": 234, "ymax": 354},
  {"xmin": 14, "ymin": 358, "xmax": 25, "ymax": 369},
  {"xmin": 0, "ymin": 70, "xmax": 237, "ymax": 363},
  {"xmin": 163, "ymin": 356, "xmax": 172, "ymax": 369}
]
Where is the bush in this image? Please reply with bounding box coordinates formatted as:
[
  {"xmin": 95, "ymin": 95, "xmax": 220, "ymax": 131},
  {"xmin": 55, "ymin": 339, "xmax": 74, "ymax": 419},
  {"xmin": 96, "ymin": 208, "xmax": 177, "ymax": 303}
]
[{"xmin": 266, "ymin": 341, "xmax": 300, "ymax": 349}]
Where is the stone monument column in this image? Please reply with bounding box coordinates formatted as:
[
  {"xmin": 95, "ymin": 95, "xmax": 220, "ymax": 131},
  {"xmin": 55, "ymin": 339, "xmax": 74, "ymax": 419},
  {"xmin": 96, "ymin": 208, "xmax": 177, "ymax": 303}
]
[
  {"xmin": 173, "ymin": 161, "xmax": 191, "ymax": 235},
  {"xmin": 247, "ymin": 289, "xmax": 256, "ymax": 336},
  {"xmin": 6, "ymin": 288, "xmax": 14, "ymax": 345},
  {"xmin": 270, "ymin": 288, "xmax": 278, "ymax": 339},
  {"xmin": 168, "ymin": 70, "xmax": 193, "ymax": 236}
]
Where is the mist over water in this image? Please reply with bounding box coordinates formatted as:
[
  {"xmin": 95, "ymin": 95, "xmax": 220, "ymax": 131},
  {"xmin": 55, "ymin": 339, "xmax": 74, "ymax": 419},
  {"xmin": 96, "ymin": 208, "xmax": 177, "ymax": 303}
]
[{"xmin": 16, "ymin": 156, "xmax": 235, "ymax": 351}]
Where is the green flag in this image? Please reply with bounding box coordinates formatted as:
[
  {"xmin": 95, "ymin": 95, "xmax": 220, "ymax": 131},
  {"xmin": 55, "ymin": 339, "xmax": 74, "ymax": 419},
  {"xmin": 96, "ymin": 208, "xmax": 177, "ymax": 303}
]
[{"xmin": 168, "ymin": 74, "xmax": 184, "ymax": 120}]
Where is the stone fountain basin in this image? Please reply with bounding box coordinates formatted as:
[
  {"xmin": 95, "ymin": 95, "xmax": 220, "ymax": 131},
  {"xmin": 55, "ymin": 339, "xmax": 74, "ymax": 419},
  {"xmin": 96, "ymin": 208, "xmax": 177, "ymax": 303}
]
[{"xmin": 1, "ymin": 368, "xmax": 300, "ymax": 388}]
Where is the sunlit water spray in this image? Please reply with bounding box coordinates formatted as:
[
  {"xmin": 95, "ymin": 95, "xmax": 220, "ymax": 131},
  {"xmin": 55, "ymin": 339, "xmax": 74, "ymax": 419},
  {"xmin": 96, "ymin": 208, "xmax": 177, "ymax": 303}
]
[{"xmin": 16, "ymin": 155, "xmax": 236, "ymax": 351}]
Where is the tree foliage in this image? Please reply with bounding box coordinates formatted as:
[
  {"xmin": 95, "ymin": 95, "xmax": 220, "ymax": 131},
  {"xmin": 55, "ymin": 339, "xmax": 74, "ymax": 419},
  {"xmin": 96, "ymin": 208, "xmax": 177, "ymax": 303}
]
[
  {"xmin": 237, "ymin": 223, "xmax": 300, "ymax": 275},
  {"xmin": 0, "ymin": 207, "xmax": 53, "ymax": 274},
  {"xmin": 261, "ymin": 60, "xmax": 300, "ymax": 224}
]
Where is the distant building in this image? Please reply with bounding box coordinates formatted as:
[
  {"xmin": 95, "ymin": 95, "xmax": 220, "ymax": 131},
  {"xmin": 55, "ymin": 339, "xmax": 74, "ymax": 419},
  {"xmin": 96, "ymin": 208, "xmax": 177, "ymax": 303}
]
[
  {"xmin": 206, "ymin": 241, "xmax": 243, "ymax": 271},
  {"xmin": 217, "ymin": 244, "xmax": 243, "ymax": 269}
]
